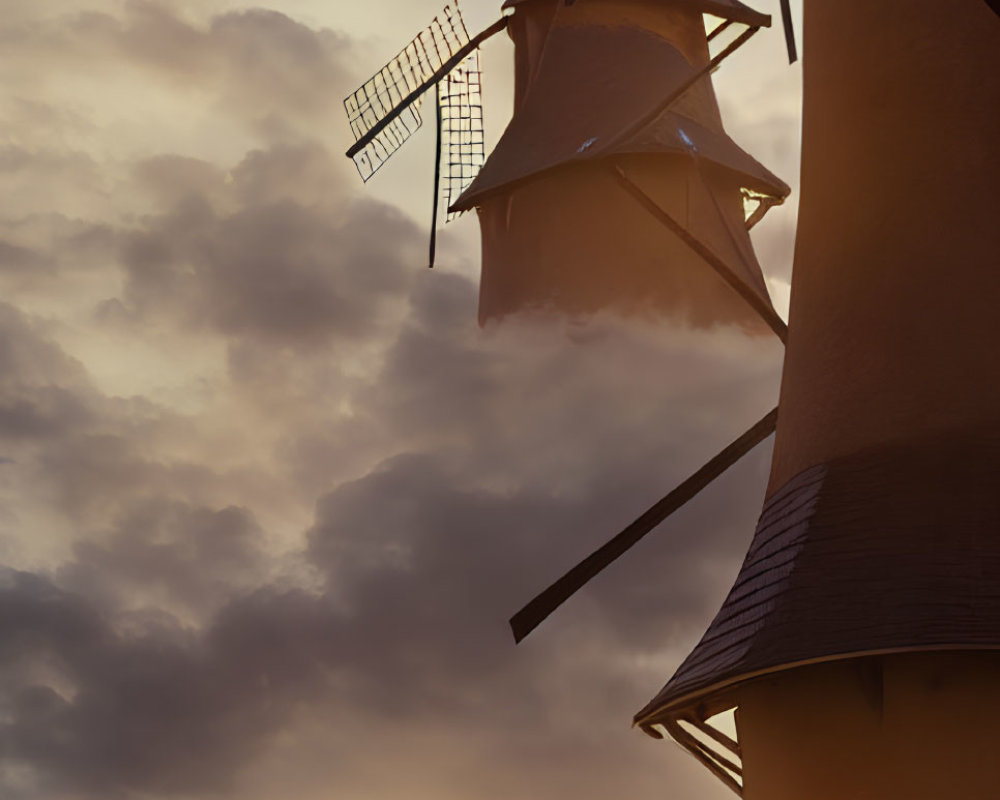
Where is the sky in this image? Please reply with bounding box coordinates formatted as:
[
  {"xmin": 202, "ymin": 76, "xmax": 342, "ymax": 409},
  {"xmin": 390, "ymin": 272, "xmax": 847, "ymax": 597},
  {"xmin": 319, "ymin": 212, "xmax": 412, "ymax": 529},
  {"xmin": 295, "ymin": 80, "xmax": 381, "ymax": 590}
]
[{"xmin": 0, "ymin": 1, "xmax": 802, "ymax": 798}]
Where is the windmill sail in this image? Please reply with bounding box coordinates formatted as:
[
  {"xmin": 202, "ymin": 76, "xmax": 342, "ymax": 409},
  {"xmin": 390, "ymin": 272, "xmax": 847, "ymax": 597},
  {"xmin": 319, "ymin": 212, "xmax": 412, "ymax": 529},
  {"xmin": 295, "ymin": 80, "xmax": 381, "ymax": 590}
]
[
  {"xmin": 344, "ymin": 5, "xmax": 473, "ymax": 181},
  {"xmin": 439, "ymin": 51, "xmax": 486, "ymax": 219}
]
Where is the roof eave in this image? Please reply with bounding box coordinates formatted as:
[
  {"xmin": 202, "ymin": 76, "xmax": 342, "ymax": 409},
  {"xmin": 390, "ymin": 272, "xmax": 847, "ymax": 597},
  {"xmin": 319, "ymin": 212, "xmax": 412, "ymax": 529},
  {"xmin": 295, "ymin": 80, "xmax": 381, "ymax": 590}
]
[{"xmin": 500, "ymin": 0, "xmax": 771, "ymax": 29}]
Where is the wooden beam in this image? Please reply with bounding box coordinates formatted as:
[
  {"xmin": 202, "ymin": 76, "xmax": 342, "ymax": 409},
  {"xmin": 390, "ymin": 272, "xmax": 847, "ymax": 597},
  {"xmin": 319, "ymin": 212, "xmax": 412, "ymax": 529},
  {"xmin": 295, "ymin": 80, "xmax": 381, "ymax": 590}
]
[
  {"xmin": 509, "ymin": 407, "xmax": 778, "ymax": 643},
  {"xmin": 744, "ymin": 195, "xmax": 782, "ymax": 231},
  {"xmin": 684, "ymin": 713, "xmax": 742, "ymax": 757},
  {"xmin": 664, "ymin": 719, "xmax": 744, "ymax": 797},
  {"xmin": 779, "ymin": 0, "xmax": 798, "ymax": 64},
  {"xmin": 707, "ymin": 19, "xmax": 734, "ymax": 42},
  {"xmin": 428, "ymin": 88, "xmax": 442, "ymax": 268},
  {"xmin": 611, "ymin": 166, "xmax": 788, "ymax": 344}
]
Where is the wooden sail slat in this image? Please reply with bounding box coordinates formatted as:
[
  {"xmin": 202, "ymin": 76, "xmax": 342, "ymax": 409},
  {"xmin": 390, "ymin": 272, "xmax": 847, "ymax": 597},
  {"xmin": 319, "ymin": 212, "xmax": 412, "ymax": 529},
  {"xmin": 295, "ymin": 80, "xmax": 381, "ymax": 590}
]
[{"xmin": 509, "ymin": 407, "xmax": 779, "ymax": 643}]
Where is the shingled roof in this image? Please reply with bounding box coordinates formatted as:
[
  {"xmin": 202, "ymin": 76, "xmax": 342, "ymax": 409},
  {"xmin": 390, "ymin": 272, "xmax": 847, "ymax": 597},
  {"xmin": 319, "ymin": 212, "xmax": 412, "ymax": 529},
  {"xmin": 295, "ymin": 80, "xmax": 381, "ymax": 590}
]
[{"xmin": 635, "ymin": 430, "xmax": 1000, "ymax": 729}]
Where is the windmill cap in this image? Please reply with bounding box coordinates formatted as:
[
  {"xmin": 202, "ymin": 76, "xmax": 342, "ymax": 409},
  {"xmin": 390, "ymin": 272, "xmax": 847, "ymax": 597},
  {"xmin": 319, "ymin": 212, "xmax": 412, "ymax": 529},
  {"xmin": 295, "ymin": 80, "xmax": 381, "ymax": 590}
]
[
  {"xmin": 500, "ymin": 0, "xmax": 771, "ymax": 29},
  {"xmin": 450, "ymin": 22, "xmax": 787, "ymax": 212},
  {"xmin": 635, "ymin": 426, "xmax": 1000, "ymax": 727}
]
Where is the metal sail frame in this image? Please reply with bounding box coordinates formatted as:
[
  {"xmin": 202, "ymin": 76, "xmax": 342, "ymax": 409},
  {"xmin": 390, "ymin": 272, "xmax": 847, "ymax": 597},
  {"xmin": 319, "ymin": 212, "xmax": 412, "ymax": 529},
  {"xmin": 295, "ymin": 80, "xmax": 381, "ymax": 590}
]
[
  {"xmin": 439, "ymin": 52, "xmax": 486, "ymax": 220},
  {"xmin": 344, "ymin": 4, "xmax": 505, "ymax": 266},
  {"xmin": 346, "ymin": 5, "xmax": 475, "ymax": 179}
]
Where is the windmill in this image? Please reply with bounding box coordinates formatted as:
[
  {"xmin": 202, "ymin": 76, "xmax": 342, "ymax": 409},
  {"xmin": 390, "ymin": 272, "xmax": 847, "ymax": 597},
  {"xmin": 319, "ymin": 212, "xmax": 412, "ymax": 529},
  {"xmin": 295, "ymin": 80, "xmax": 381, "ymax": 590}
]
[
  {"xmin": 345, "ymin": 0, "xmax": 792, "ymax": 329},
  {"xmin": 511, "ymin": 1, "xmax": 1000, "ymax": 798}
]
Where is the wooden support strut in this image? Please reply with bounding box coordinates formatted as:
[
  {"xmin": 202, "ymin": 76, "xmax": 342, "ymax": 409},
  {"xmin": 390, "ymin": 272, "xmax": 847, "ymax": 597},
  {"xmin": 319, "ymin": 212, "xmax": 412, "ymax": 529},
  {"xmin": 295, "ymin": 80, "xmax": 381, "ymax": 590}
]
[
  {"xmin": 428, "ymin": 87, "xmax": 443, "ymax": 268},
  {"xmin": 509, "ymin": 407, "xmax": 779, "ymax": 643},
  {"xmin": 345, "ymin": 17, "xmax": 508, "ymax": 160},
  {"xmin": 779, "ymin": 0, "xmax": 798, "ymax": 64},
  {"xmin": 611, "ymin": 165, "xmax": 789, "ymax": 343},
  {"xmin": 663, "ymin": 719, "xmax": 744, "ymax": 797},
  {"xmin": 744, "ymin": 195, "xmax": 781, "ymax": 231},
  {"xmin": 684, "ymin": 713, "xmax": 741, "ymax": 757},
  {"xmin": 707, "ymin": 19, "xmax": 734, "ymax": 42}
]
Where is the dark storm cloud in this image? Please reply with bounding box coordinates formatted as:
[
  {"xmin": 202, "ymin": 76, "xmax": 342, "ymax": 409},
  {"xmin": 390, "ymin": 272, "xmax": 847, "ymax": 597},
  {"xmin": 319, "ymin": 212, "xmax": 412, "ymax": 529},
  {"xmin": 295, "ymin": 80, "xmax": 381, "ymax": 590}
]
[
  {"xmin": 307, "ymin": 452, "xmax": 585, "ymax": 706},
  {"xmin": 0, "ymin": 569, "xmax": 341, "ymax": 800},
  {"xmin": 0, "ymin": 304, "xmax": 94, "ymax": 442},
  {"xmin": 34, "ymin": 432, "xmax": 219, "ymax": 526},
  {"xmin": 305, "ymin": 446, "xmax": 768, "ymax": 713},
  {"xmin": 0, "ymin": 272, "xmax": 780, "ymax": 800},
  {"xmin": 0, "ymin": 444, "xmax": 766, "ymax": 800},
  {"xmin": 0, "ymin": 305, "xmax": 325, "ymax": 797},
  {"xmin": 0, "ymin": 306, "xmax": 220, "ymax": 550},
  {"xmin": 59, "ymin": 500, "xmax": 269, "ymax": 619},
  {"xmin": 301, "ymin": 278, "xmax": 781, "ymax": 698},
  {"xmin": 0, "ymin": 241, "xmax": 49, "ymax": 275},
  {"xmin": 117, "ymin": 142, "xmax": 421, "ymax": 344}
]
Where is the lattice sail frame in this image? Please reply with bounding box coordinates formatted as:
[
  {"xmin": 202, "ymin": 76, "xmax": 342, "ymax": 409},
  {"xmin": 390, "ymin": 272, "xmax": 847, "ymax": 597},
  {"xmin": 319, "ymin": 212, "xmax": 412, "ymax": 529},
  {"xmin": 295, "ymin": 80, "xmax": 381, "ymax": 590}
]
[
  {"xmin": 344, "ymin": 5, "xmax": 472, "ymax": 181},
  {"xmin": 439, "ymin": 51, "xmax": 485, "ymax": 220}
]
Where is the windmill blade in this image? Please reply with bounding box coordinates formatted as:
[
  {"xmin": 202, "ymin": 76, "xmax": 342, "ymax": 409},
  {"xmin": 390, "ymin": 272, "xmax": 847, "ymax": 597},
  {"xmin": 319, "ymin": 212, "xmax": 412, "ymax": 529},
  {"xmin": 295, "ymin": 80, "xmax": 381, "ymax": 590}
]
[
  {"xmin": 779, "ymin": 0, "xmax": 797, "ymax": 64},
  {"xmin": 344, "ymin": 5, "xmax": 470, "ymax": 181},
  {"xmin": 509, "ymin": 407, "xmax": 779, "ymax": 644},
  {"xmin": 439, "ymin": 51, "xmax": 485, "ymax": 218},
  {"xmin": 344, "ymin": 7, "xmax": 506, "ymax": 182},
  {"xmin": 428, "ymin": 50, "xmax": 485, "ymax": 267}
]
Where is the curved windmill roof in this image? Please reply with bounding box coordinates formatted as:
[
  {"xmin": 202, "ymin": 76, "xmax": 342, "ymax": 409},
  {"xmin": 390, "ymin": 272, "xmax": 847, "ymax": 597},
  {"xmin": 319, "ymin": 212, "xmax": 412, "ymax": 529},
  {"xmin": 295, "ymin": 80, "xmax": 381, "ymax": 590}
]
[
  {"xmin": 450, "ymin": 22, "xmax": 787, "ymax": 212},
  {"xmin": 634, "ymin": 429, "xmax": 1000, "ymax": 729},
  {"xmin": 633, "ymin": 0, "xmax": 1000, "ymax": 731},
  {"xmin": 500, "ymin": 0, "xmax": 771, "ymax": 29}
]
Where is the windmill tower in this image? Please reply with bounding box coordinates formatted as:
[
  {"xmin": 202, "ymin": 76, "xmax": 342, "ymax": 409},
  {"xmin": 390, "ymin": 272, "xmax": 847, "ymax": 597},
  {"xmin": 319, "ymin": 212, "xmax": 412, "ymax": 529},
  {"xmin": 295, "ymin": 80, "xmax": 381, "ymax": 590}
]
[
  {"xmin": 345, "ymin": 1, "xmax": 789, "ymax": 332},
  {"xmin": 512, "ymin": 0, "xmax": 1000, "ymax": 797}
]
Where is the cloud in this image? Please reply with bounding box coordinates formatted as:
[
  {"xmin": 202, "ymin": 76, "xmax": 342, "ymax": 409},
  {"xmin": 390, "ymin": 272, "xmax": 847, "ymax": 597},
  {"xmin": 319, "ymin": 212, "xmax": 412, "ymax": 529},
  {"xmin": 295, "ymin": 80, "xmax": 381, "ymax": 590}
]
[
  {"xmin": 108, "ymin": 140, "xmax": 420, "ymax": 346},
  {"xmin": 0, "ymin": 241, "xmax": 49, "ymax": 276},
  {"xmin": 0, "ymin": 3, "xmax": 793, "ymax": 799},
  {"xmin": 0, "ymin": 291, "xmax": 780, "ymax": 800},
  {"xmin": 59, "ymin": 500, "xmax": 269, "ymax": 621},
  {"xmin": 0, "ymin": 569, "xmax": 333, "ymax": 800},
  {"xmin": 0, "ymin": 304, "xmax": 94, "ymax": 439},
  {"xmin": 0, "ymin": 3, "xmax": 354, "ymax": 124}
]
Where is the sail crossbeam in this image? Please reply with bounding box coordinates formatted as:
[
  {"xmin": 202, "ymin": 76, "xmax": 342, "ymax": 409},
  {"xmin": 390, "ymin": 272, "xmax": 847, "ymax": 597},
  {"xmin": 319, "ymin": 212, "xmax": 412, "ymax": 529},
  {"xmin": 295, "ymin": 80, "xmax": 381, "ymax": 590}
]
[
  {"xmin": 344, "ymin": 8, "xmax": 506, "ymax": 181},
  {"xmin": 509, "ymin": 407, "xmax": 779, "ymax": 644},
  {"xmin": 439, "ymin": 52, "xmax": 486, "ymax": 218}
]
